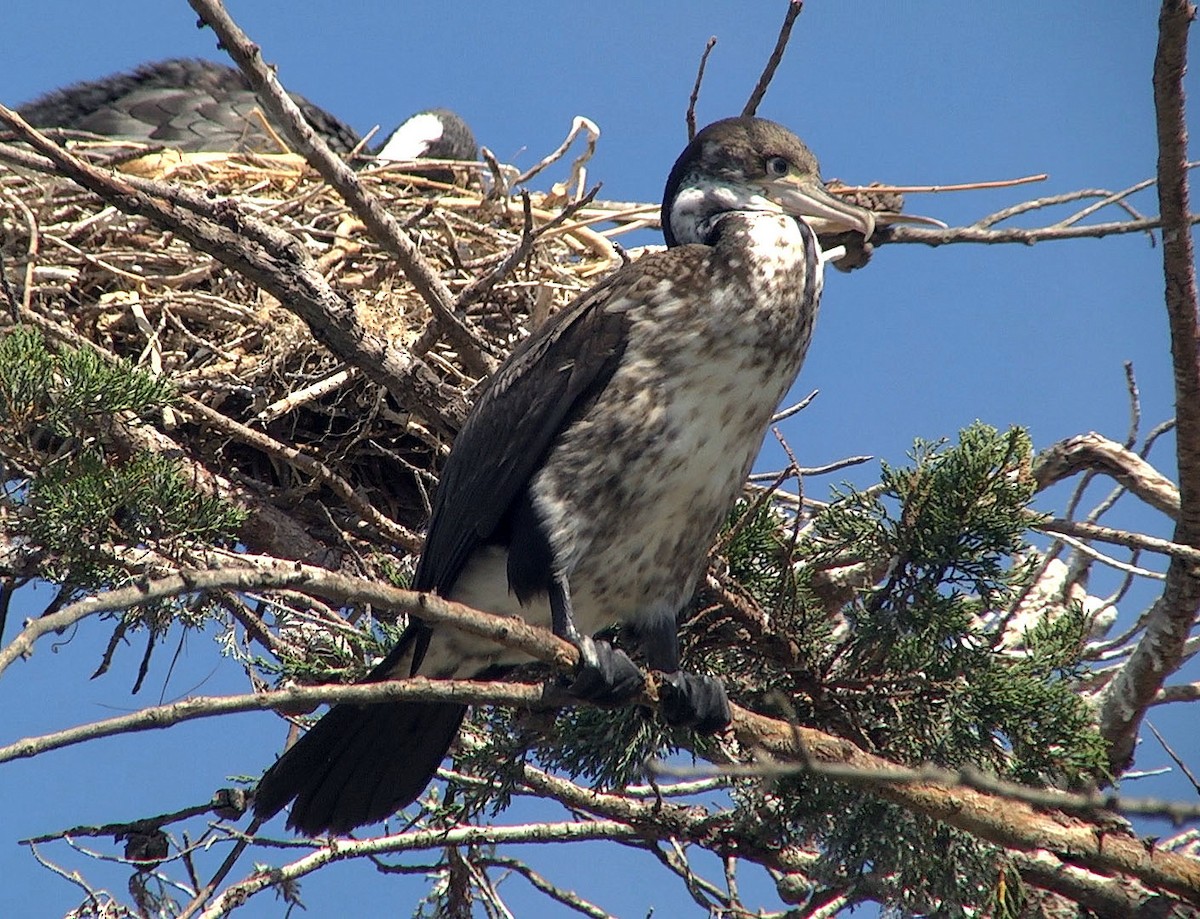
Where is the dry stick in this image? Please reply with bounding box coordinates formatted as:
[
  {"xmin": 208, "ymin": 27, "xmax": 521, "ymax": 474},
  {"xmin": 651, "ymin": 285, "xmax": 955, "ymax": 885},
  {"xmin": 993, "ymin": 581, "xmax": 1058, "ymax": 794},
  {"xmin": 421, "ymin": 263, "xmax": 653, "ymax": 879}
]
[
  {"xmin": 0, "ymin": 559, "xmax": 576, "ymax": 680},
  {"xmin": 1035, "ymin": 518, "xmax": 1200, "ymax": 566},
  {"xmin": 978, "ymin": 187, "xmax": 1149, "ymax": 231},
  {"xmin": 882, "ymin": 214, "xmax": 1200, "ymax": 246},
  {"xmin": 0, "ymin": 111, "xmax": 466, "ymax": 439},
  {"xmin": 511, "ymin": 117, "xmax": 601, "ymax": 188},
  {"xmin": 456, "ymin": 185, "xmax": 601, "ymax": 311},
  {"xmin": 1148, "ymin": 721, "xmax": 1200, "ymax": 796},
  {"xmin": 410, "ymin": 187, "xmax": 602, "ymax": 358},
  {"xmin": 185, "ymin": 0, "xmax": 497, "ymax": 378},
  {"xmin": 1033, "ymin": 432, "xmax": 1181, "ymax": 519},
  {"xmin": 687, "ymin": 37, "xmax": 718, "ymax": 142},
  {"xmin": 830, "ymin": 174, "xmax": 1049, "ymax": 195},
  {"xmin": 1098, "ymin": 0, "xmax": 1200, "ymax": 776},
  {"xmin": 742, "ymin": 1, "xmax": 805, "ymax": 118},
  {"xmin": 199, "ymin": 822, "xmax": 640, "ymax": 919},
  {"xmin": 478, "ymin": 855, "xmax": 615, "ymax": 919}
]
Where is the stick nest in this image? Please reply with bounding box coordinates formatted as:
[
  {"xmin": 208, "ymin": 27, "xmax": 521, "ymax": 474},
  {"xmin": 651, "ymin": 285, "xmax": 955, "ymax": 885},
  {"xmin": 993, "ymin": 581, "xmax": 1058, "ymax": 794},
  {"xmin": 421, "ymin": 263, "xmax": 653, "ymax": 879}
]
[{"xmin": 0, "ymin": 143, "xmax": 659, "ymax": 563}]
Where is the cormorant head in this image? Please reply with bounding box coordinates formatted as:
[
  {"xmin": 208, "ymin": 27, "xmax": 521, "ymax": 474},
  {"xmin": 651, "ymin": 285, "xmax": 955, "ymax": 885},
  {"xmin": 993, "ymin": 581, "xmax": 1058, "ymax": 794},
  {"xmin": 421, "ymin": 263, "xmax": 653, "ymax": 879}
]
[
  {"xmin": 374, "ymin": 108, "xmax": 477, "ymax": 165},
  {"xmin": 661, "ymin": 116, "xmax": 875, "ymax": 248}
]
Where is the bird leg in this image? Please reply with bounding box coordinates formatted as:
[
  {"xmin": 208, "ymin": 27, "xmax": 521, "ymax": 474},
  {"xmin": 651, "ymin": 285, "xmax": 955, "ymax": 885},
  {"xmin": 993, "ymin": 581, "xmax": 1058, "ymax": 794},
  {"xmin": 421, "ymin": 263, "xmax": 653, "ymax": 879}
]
[
  {"xmin": 549, "ymin": 575, "xmax": 644, "ymax": 704},
  {"xmin": 637, "ymin": 615, "xmax": 732, "ymax": 735}
]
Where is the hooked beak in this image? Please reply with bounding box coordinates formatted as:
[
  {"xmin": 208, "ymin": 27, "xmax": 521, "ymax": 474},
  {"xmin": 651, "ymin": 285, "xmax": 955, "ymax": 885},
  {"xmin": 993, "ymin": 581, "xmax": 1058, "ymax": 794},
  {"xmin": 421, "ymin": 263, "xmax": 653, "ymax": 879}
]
[{"xmin": 768, "ymin": 175, "xmax": 877, "ymax": 240}]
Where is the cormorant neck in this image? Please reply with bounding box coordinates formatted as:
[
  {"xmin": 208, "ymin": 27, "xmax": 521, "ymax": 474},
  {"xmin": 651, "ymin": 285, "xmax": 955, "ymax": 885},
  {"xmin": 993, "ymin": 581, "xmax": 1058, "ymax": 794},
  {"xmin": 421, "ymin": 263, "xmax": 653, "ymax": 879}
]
[{"xmin": 664, "ymin": 175, "xmax": 778, "ymax": 247}]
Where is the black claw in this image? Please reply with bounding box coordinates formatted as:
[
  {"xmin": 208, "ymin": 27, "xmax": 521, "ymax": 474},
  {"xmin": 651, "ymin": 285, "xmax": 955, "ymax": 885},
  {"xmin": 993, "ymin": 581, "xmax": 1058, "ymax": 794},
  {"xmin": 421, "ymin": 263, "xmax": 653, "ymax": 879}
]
[
  {"xmin": 563, "ymin": 636, "xmax": 645, "ymax": 705},
  {"xmin": 659, "ymin": 672, "xmax": 731, "ymax": 734}
]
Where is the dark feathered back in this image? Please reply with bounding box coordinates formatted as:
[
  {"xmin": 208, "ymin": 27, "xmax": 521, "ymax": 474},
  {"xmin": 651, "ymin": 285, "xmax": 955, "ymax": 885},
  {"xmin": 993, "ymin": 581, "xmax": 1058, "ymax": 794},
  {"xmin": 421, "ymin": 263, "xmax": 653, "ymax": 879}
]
[{"xmin": 18, "ymin": 58, "xmax": 361, "ymax": 154}]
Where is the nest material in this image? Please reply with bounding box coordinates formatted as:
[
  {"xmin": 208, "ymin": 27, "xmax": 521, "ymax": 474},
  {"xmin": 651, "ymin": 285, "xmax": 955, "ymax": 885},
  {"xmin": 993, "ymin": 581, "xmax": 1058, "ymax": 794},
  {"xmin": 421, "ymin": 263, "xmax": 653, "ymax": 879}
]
[
  {"xmin": 0, "ymin": 142, "xmax": 661, "ymax": 568},
  {"xmin": 0, "ymin": 140, "xmax": 899, "ymax": 576}
]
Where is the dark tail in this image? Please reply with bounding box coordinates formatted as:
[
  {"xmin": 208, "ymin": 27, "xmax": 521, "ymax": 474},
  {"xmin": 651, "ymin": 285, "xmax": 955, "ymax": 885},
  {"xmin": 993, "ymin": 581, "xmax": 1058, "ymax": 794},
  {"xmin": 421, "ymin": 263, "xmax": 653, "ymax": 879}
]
[{"xmin": 254, "ymin": 696, "xmax": 466, "ymax": 835}]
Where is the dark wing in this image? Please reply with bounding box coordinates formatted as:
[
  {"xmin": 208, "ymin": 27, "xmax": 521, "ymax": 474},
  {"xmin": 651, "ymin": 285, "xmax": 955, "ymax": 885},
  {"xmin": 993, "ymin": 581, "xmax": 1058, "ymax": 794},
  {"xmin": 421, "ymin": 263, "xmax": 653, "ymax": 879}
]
[
  {"xmin": 19, "ymin": 58, "xmax": 360, "ymax": 155},
  {"xmin": 412, "ymin": 266, "xmax": 639, "ymax": 596}
]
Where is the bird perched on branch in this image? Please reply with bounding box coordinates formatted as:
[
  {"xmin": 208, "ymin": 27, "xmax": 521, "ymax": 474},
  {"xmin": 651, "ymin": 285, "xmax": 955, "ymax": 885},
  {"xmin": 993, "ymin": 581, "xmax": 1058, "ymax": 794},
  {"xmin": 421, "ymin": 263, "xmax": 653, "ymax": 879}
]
[
  {"xmin": 253, "ymin": 116, "xmax": 879, "ymax": 835},
  {"xmin": 17, "ymin": 58, "xmax": 476, "ymax": 176}
]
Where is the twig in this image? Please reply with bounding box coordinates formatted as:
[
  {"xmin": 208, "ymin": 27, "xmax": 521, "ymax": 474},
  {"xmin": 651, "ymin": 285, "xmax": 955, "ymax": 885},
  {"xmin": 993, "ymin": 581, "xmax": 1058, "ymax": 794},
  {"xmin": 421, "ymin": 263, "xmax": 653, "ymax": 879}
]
[
  {"xmin": 1148, "ymin": 721, "xmax": 1200, "ymax": 796},
  {"xmin": 771, "ymin": 389, "xmax": 818, "ymax": 423},
  {"xmin": 830, "ymin": 174, "xmax": 1049, "ymax": 195},
  {"xmin": 177, "ymin": 819, "xmax": 260, "ymax": 919},
  {"xmin": 253, "ymin": 367, "xmax": 357, "ymax": 425},
  {"xmin": 512, "ymin": 117, "xmax": 601, "ymax": 188},
  {"xmin": 687, "ymin": 37, "xmax": 718, "ymax": 141},
  {"xmin": 1035, "ymin": 517, "xmax": 1200, "ymax": 566},
  {"xmin": 1048, "ymin": 530, "xmax": 1165, "ymax": 580},
  {"xmin": 481, "ymin": 855, "xmax": 616, "ymax": 919},
  {"xmin": 742, "ymin": 1, "xmax": 804, "ymax": 118},
  {"xmin": 882, "ymin": 213, "xmax": 1200, "ymax": 246}
]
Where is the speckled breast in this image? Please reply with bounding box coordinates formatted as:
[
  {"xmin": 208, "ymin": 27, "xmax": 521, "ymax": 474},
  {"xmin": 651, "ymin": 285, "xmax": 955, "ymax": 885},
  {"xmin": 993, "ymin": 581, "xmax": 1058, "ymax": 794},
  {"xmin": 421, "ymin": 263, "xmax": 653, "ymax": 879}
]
[{"xmin": 532, "ymin": 211, "xmax": 824, "ymax": 637}]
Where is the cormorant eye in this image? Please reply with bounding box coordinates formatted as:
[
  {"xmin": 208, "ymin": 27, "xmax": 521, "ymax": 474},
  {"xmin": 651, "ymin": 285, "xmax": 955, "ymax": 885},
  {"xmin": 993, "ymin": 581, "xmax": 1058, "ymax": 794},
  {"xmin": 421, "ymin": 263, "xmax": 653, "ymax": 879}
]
[{"xmin": 766, "ymin": 155, "xmax": 790, "ymax": 177}]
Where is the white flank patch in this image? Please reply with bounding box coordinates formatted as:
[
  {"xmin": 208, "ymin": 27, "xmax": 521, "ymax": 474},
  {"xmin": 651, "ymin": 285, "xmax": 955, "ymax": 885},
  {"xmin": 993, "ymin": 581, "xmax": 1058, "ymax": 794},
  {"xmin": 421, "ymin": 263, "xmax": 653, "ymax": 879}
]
[{"xmin": 375, "ymin": 111, "xmax": 444, "ymax": 162}]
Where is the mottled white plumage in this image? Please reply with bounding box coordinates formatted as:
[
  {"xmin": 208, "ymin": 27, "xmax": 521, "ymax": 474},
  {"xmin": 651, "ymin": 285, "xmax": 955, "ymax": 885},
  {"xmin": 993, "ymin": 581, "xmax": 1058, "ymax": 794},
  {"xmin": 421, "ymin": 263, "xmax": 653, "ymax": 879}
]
[{"xmin": 254, "ymin": 116, "xmax": 874, "ymax": 835}]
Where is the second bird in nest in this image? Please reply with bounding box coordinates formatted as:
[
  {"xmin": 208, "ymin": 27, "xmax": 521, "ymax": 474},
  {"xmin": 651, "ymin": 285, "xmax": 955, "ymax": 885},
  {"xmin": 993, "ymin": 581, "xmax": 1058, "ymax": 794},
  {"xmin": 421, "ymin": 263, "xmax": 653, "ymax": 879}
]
[{"xmin": 17, "ymin": 57, "xmax": 477, "ymax": 181}]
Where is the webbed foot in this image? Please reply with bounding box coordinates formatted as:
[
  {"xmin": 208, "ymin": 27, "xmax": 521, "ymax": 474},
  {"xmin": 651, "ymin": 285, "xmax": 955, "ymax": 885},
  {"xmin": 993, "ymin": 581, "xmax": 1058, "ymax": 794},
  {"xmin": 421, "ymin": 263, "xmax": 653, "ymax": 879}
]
[
  {"xmin": 659, "ymin": 671, "xmax": 731, "ymax": 734},
  {"xmin": 562, "ymin": 635, "xmax": 645, "ymax": 705}
]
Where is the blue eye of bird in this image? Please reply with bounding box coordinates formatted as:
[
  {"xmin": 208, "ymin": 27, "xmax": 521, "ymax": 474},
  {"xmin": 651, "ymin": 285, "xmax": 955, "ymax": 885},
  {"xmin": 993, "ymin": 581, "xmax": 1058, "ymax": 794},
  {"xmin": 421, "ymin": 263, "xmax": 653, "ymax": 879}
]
[{"xmin": 766, "ymin": 156, "xmax": 790, "ymax": 177}]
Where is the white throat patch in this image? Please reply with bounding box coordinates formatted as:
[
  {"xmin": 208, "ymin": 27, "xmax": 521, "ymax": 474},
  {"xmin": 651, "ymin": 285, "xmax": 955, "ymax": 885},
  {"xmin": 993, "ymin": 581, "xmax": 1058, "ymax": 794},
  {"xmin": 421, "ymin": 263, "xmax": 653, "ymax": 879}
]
[{"xmin": 669, "ymin": 177, "xmax": 783, "ymax": 245}]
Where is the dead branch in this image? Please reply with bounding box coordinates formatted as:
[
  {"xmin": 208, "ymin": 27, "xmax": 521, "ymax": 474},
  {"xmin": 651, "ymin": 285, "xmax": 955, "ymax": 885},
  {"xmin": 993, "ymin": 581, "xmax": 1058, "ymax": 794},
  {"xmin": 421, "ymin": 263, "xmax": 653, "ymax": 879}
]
[
  {"xmin": 185, "ymin": 0, "xmax": 497, "ymax": 378},
  {"xmin": 687, "ymin": 38, "xmax": 718, "ymax": 141},
  {"xmin": 1035, "ymin": 518, "xmax": 1200, "ymax": 566},
  {"xmin": 0, "ymin": 556, "xmax": 578, "ymax": 679},
  {"xmin": 742, "ymin": 1, "xmax": 804, "ymax": 118},
  {"xmin": 4, "ymin": 576, "xmax": 1198, "ymax": 908},
  {"xmin": 200, "ymin": 821, "xmax": 639, "ymax": 918},
  {"xmin": 1034, "ymin": 432, "xmax": 1181, "ymax": 518},
  {"xmin": 881, "ymin": 213, "xmax": 1197, "ymax": 246},
  {"xmin": 1097, "ymin": 0, "xmax": 1200, "ymax": 775}
]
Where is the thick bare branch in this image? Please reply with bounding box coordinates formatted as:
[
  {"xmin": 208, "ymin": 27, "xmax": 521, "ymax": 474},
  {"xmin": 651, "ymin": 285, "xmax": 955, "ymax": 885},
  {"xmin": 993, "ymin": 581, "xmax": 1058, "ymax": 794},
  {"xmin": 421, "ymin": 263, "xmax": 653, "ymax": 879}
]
[
  {"xmin": 1098, "ymin": 0, "xmax": 1200, "ymax": 775},
  {"xmin": 0, "ymin": 558, "xmax": 577, "ymax": 679},
  {"xmin": 200, "ymin": 821, "xmax": 639, "ymax": 918},
  {"xmin": 732, "ymin": 707, "xmax": 1200, "ymax": 904},
  {"xmin": 185, "ymin": 0, "xmax": 497, "ymax": 378},
  {"xmin": 1034, "ymin": 432, "xmax": 1181, "ymax": 519}
]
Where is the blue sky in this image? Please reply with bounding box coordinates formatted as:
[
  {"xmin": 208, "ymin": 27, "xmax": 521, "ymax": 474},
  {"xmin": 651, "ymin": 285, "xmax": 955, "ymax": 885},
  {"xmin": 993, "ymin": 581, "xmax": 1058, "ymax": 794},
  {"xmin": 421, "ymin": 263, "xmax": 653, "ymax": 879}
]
[{"xmin": 2, "ymin": 2, "xmax": 1197, "ymax": 916}]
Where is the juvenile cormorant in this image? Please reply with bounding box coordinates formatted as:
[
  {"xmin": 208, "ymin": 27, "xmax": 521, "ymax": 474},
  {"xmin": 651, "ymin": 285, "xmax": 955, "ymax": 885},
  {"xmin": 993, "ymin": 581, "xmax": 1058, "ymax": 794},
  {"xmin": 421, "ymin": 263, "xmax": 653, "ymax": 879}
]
[{"xmin": 253, "ymin": 116, "xmax": 876, "ymax": 834}]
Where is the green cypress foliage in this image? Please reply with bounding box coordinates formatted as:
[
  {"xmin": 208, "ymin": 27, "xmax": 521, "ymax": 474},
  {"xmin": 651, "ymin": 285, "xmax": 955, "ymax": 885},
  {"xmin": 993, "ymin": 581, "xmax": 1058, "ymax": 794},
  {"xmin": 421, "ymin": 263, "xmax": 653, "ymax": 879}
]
[
  {"xmin": 1, "ymin": 326, "xmax": 243, "ymax": 587},
  {"xmin": 458, "ymin": 422, "xmax": 1105, "ymax": 912}
]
